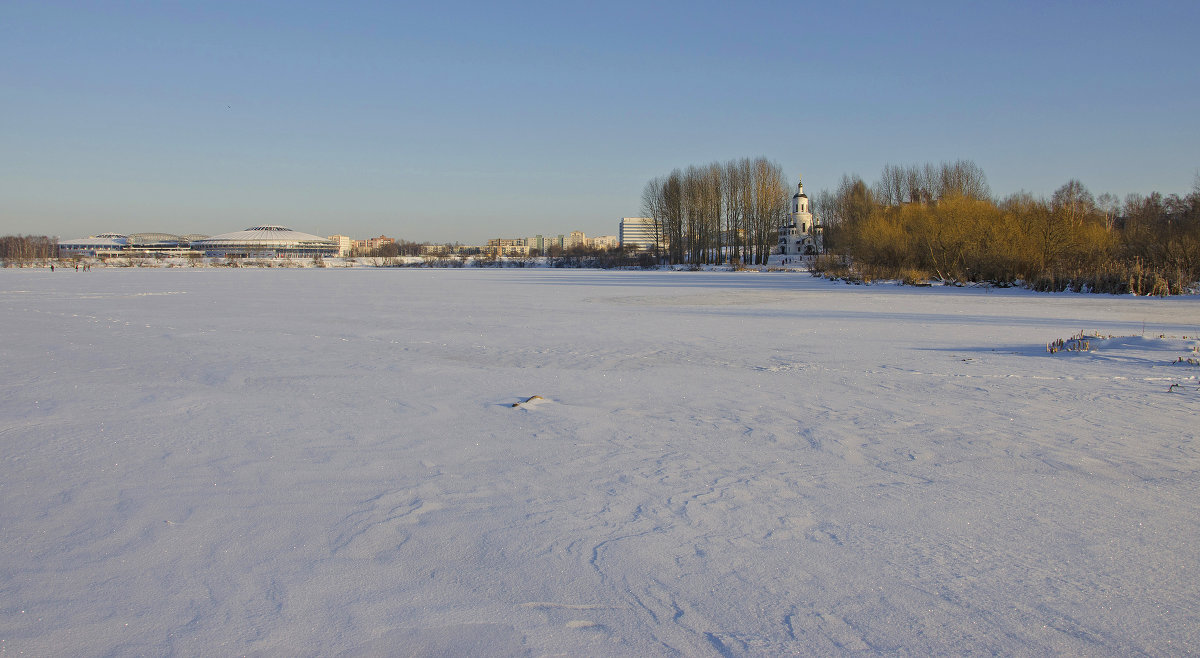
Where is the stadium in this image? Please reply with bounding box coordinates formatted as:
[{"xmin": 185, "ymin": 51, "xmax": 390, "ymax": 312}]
[{"xmin": 190, "ymin": 226, "xmax": 338, "ymax": 258}]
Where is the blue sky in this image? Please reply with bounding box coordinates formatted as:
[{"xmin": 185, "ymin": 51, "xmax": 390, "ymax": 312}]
[{"xmin": 3, "ymin": 1, "xmax": 1197, "ymax": 243}]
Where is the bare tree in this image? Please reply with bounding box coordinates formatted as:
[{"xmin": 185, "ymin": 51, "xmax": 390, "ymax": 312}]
[
  {"xmin": 736, "ymin": 158, "xmax": 756, "ymax": 263},
  {"xmin": 682, "ymin": 165, "xmax": 703, "ymax": 264},
  {"xmin": 936, "ymin": 160, "xmax": 991, "ymax": 200},
  {"xmin": 1096, "ymin": 192, "xmax": 1119, "ymax": 231},
  {"xmin": 705, "ymin": 165, "xmax": 722, "ymax": 262},
  {"xmin": 1051, "ymin": 179, "xmax": 1096, "ymax": 227},
  {"xmin": 722, "ymin": 160, "xmax": 747, "ymax": 264},
  {"xmin": 640, "ymin": 177, "xmax": 667, "ymax": 260},
  {"xmin": 749, "ymin": 157, "xmax": 787, "ymax": 265},
  {"xmin": 875, "ymin": 164, "xmax": 906, "ymax": 207},
  {"xmin": 663, "ymin": 170, "xmax": 685, "ymax": 264}
]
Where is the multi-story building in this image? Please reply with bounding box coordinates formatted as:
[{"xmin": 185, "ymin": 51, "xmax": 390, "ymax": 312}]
[
  {"xmin": 531, "ymin": 235, "xmax": 565, "ymax": 252},
  {"xmin": 354, "ymin": 235, "xmax": 395, "ymax": 253},
  {"xmin": 327, "ymin": 235, "xmax": 353, "ymax": 257},
  {"xmin": 486, "ymin": 238, "xmax": 532, "ymax": 256},
  {"xmin": 487, "ymin": 238, "xmax": 526, "ymax": 248},
  {"xmin": 619, "ymin": 218, "xmax": 662, "ymax": 251},
  {"xmin": 567, "ymin": 231, "xmax": 586, "ymax": 249},
  {"xmin": 589, "ymin": 235, "xmax": 619, "ymax": 250}
]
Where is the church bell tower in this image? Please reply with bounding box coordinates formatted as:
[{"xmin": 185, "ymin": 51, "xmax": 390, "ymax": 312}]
[
  {"xmin": 779, "ymin": 174, "xmax": 823, "ymax": 256},
  {"xmin": 791, "ymin": 176, "xmax": 813, "ymax": 233}
]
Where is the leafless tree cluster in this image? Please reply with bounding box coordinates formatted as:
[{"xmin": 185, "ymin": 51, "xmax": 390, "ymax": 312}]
[
  {"xmin": 1119, "ymin": 185, "xmax": 1200, "ymax": 287},
  {"xmin": 0, "ymin": 235, "xmax": 57, "ymax": 264},
  {"xmin": 871, "ymin": 160, "xmax": 991, "ymax": 207},
  {"xmin": 811, "ymin": 174, "xmax": 875, "ymax": 252},
  {"xmin": 364, "ymin": 240, "xmax": 424, "ymax": 258},
  {"xmin": 813, "ymin": 164, "xmax": 1200, "ymax": 294},
  {"xmin": 641, "ymin": 157, "xmax": 789, "ymax": 266}
]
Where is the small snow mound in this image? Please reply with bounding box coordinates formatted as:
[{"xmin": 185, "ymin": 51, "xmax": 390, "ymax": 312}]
[{"xmin": 511, "ymin": 394, "xmax": 547, "ymax": 408}]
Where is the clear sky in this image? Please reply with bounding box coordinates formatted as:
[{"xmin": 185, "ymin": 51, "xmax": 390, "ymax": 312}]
[{"xmin": 3, "ymin": 1, "xmax": 1197, "ymax": 244}]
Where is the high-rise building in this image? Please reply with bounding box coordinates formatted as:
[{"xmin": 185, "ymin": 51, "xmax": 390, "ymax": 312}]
[{"xmin": 619, "ymin": 218, "xmax": 662, "ymax": 251}]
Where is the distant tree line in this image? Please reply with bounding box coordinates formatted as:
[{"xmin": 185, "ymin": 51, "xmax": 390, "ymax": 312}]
[
  {"xmin": 362, "ymin": 240, "xmax": 424, "ymax": 257},
  {"xmin": 0, "ymin": 235, "xmax": 57, "ymax": 264},
  {"xmin": 810, "ymin": 161, "xmax": 1200, "ymax": 294},
  {"xmin": 641, "ymin": 156, "xmax": 790, "ymax": 266},
  {"xmin": 497, "ymin": 248, "xmax": 657, "ymax": 269}
]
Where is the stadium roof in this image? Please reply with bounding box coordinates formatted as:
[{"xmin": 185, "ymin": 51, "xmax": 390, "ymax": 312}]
[{"xmin": 192, "ymin": 226, "xmax": 333, "ymax": 248}]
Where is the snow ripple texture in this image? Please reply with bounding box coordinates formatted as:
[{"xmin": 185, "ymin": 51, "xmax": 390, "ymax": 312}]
[{"xmin": 1, "ymin": 268, "xmax": 1198, "ymax": 656}]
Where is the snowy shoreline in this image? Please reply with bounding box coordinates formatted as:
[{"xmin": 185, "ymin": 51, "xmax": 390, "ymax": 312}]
[
  {"xmin": 13, "ymin": 257, "xmax": 1199, "ymax": 298},
  {"xmin": 2, "ymin": 268, "xmax": 1197, "ymax": 655}
]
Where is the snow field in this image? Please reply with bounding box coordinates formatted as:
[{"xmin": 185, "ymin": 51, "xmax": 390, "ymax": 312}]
[{"xmin": 1, "ymin": 268, "xmax": 1197, "ymax": 655}]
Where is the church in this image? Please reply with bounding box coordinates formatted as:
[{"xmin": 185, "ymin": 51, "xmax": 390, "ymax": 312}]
[{"xmin": 778, "ymin": 176, "xmax": 823, "ymax": 255}]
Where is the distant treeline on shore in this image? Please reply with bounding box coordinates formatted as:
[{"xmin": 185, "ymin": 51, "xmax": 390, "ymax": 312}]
[
  {"xmin": 0, "ymin": 246, "xmax": 664, "ymax": 271},
  {"xmin": 0, "ymin": 235, "xmax": 56, "ymax": 261},
  {"xmin": 807, "ymin": 161, "xmax": 1198, "ymax": 295},
  {"xmin": 6, "ymin": 161, "xmax": 1199, "ymax": 294}
]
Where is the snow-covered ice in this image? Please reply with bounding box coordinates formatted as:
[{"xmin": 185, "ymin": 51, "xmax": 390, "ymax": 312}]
[{"xmin": 1, "ymin": 268, "xmax": 1197, "ymax": 655}]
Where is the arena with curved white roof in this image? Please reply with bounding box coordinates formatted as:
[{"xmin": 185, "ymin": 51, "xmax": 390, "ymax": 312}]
[
  {"xmin": 57, "ymin": 233, "xmax": 132, "ymax": 257},
  {"xmin": 191, "ymin": 226, "xmax": 337, "ymax": 258}
]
